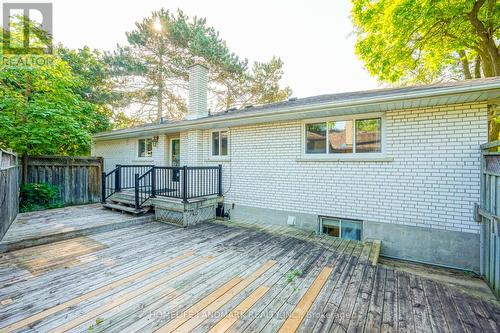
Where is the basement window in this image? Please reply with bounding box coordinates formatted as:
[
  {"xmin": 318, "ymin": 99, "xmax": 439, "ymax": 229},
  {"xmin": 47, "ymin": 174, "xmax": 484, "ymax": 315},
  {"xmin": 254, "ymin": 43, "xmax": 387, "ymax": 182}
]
[
  {"xmin": 320, "ymin": 217, "xmax": 362, "ymax": 241},
  {"xmin": 138, "ymin": 138, "xmax": 153, "ymax": 158}
]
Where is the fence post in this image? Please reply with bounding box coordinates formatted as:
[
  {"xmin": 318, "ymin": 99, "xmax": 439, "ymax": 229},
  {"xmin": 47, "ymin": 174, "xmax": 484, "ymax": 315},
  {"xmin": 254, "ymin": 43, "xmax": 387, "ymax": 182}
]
[
  {"xmin": 134, "ymin": 173, "xmax": 140, "ymax": 209},
  {"xmin": 115, "ymin": 165, "xmax": 121, "ymax": 192},
  {"xmin": 182, "ymin": 165, "xmax": 188, "ymax": 203},
  {"xmin": 101, "ymin": 172, "xmax": 106, "ymax": 203},
  {"xmin": 218, "ymin": 164, "xmax": 223, "ymax": 197},
  {"xmin": 151, "ymin": 167, "xmax": 156, "ymax": 198}
]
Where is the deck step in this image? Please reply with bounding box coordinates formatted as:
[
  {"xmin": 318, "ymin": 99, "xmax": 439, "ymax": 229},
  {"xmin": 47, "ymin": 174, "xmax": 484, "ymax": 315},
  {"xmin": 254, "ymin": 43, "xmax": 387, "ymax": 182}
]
[
  {"xmin": 0, "ymin": 214, "xmax": 153, "ymax": 253},
  {"xmin": 102, "ymin": 203, "xmax": 146, "ymax": 214},
  {"xmin": 109, "ymin": 193, "xmax": 152, "ymax": 208}
]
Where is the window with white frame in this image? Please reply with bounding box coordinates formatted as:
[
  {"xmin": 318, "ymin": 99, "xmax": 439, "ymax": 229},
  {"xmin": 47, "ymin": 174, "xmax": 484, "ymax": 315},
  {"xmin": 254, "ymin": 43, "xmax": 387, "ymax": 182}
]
[
  {"xmin": 211, "ymin": 130, "xmax": 228, "ymax": 157},
  {"xmin": 321, "ymin": 217, "xmax": 363, "ymax": 241},
  {"xmin": 305, "ymin": 117, "xmax": 382, "ymax": 155},
  {"xmin": 138, "ymin": 138, "xmax": 153, "ymax": 157}
]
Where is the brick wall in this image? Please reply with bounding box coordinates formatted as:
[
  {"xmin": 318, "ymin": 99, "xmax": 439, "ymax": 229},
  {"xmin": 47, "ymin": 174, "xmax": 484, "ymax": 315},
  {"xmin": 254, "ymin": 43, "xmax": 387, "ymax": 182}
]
[
  {"xmin": 184, "ymin": 102, "xmax": 487, "ymax": 234},
  {"xmin": 92, "ymin": 136, "xmax": 168, "ymax": 173},
  {"xmin": 92, "ymin": 102, "xmax": 487, "ymax": 234}
]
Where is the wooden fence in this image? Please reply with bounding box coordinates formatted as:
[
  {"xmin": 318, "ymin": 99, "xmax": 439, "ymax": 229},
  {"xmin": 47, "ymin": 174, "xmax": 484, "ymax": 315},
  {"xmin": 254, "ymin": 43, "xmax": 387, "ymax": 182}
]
[
  {"xmin": 478, "ymin": 140, "xmax": 500, "ymax": 299},
  {"xmin": 0, "ymin": 150, "xmax": 20, "ymax": 240},
  {"xmin": 26, "ymin": 155, "xmax": 103, "ymax": 205}
]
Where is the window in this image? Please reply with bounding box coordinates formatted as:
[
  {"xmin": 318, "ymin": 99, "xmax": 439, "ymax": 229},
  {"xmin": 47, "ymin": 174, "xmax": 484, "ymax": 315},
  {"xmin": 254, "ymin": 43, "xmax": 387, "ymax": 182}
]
[
  {"xmin": 212, "ymin": 130, "xmax": 229, "ymax": 157},
  {"xmin": 305, "ymin": 117, "xmax": 382, "ymax": 155},
  {"xmin": 321, "ymin": 217, "xmax": 362, "ymax": 241},
  {"xmin": 305, "ymin": 123, "xmax": 326, "ymax": 154},
  {"xmin": 328, "ymin": 121, "xmax": 353, "ymax": 153},
  {"xmin": 138, "ymin": 138, "xmax": 153, "ymax": 157},
  {"xmin": 356, "ymin": 118, "xmax": 381, "ymax": 153}
]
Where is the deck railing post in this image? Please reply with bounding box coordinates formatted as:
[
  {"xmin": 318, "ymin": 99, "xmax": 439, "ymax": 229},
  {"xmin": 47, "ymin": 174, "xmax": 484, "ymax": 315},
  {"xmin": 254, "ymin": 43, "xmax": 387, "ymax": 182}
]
[
  {"xmin": 134, "ymin": 173, "xmax": 140, "ymax": 209},
  {"xmin": 218, "ymin": 164, "xmax": 223, "ymax": 197},
  {"xmin": 115, "ymin": 165, "xmax": 121, "ymax": 192},
  {"xmin": 151, "ymin": 167, "xmax": 156, "ymax": 198},
  {"xmin": 182, "ymin": 165, "xmax": 188, "ymax": 203},
  {"xmin": 101, "ymin": 172, "xmax": 106, "ymax": 203}
]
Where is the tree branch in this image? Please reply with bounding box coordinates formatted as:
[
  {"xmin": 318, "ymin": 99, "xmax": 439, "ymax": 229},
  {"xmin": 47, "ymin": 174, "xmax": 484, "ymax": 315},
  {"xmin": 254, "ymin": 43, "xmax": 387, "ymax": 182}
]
[{"xmin": 468, "ymin": 0, "xmax": 500, "ymax": 76}]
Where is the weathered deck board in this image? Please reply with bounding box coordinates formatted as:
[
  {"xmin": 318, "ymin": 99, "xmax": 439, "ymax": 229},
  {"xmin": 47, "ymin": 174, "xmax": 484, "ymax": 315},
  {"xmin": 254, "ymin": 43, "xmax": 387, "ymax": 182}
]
[
  {"xmin": 408, "ymin": 274, "xmax": 432, "ymax": 333},
  {"xmin": 0, "ymin": 207, "xmax": 498, "ymax": 333},
  {"xmin": 0, "ymin": 204, "xmax": 146, "ymax": 244},
  {"xmin": 92, "ymin": 228, "xmax": 289, "ymax": 333}
]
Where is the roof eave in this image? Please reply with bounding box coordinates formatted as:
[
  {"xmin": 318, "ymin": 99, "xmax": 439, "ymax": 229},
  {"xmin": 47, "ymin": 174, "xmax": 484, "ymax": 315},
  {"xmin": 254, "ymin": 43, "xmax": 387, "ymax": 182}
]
[{"xmin": 93, "ymin": 81, "xmax": 500, "ymax": 141}]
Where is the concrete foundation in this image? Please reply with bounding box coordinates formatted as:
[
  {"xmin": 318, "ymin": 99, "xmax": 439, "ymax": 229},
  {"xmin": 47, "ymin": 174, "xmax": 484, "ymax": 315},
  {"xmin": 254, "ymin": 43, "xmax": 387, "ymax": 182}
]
[{"xmin": 229, "ymin": 204, "xmax": 480, "ymax": 272}]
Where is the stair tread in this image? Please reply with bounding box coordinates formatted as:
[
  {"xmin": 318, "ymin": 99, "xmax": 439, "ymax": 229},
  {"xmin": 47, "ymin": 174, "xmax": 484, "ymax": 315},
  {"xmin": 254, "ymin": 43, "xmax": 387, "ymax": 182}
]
[{"xmin": 102, "ymin": 203, "xmax": 145, "ymax": 214}]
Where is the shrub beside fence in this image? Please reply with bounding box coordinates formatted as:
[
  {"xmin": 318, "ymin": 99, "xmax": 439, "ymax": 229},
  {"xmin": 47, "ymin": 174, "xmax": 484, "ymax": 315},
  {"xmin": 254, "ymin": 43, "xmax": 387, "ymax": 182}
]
[
  {"xmin": 0, "ymin": 150, "xmax": 20, "ymax": 240},
  {"xmin": 26, "ymin": 155, "xmax": 103, "ymax": 205}
]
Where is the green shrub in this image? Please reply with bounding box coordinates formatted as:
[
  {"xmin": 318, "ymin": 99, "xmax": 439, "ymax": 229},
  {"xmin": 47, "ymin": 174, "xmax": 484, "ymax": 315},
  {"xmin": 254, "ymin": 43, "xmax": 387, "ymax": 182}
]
[{"xmin": 20, "ymin": 183, "xmax": 63, "ymax": 212}]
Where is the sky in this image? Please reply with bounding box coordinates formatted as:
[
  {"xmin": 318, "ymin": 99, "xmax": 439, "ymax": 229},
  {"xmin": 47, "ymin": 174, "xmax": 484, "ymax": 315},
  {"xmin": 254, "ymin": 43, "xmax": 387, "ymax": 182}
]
[{"xmin": 4, "ymin": 0, "xmax": 380, "ymax": 98}]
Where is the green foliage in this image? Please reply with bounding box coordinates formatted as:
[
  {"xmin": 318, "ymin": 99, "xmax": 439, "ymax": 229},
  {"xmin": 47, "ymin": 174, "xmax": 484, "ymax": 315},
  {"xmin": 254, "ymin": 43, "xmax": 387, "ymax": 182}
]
[
  {"xmin": 88, "ymin": 317, "xmax": 104, "ymax": 330},
  {"xmin": 20, "ymin": 183, "xmax": 63, "ymax": 212},
  {"xmin": 286, "ymin": 268, "xmax": 303, "ymax": 283},
  {"xmin": 351, "ymin": 0, "xmax": 500, "ymax": 84},
  {"xmin": 56, "ymin": 46, "xmax": 115, "ymax": 133},
  {"xmin": 356, "ymin": 119, "xmax": 379, "ymax": 132},
  {"xmin": 0, "ymin": 57, "xmax": 95, "ymax": 155},
  {"xmin": 286, "ymin": 268, "xmax": 303, "ymax": 293},
  {"xmin": 106, "ymin": 9, "xmax": 291, "ymax": 124},
  {"xmin": 0, "ymin": 21, "xmax": 113, "ymax": 155}
]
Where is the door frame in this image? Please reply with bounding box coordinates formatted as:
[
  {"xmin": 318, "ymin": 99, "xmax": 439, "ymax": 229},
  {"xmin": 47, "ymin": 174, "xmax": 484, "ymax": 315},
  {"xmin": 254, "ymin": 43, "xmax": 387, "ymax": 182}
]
[{"xmin": 169, "ymin": 137, "xmax": 181, "ymax": 166}]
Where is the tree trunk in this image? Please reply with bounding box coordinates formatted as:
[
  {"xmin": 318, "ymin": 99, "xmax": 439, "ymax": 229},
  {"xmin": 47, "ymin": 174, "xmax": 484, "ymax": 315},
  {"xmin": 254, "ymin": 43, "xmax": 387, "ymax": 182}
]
[
  {"xmin": 459, "ymin": 51, "xmax": 472, "ymax": 79},
  {"xmin": 468, "ymin": 0, "xmax": 500, "ymax": 77},
  {"xmin": 474, "ymin": 56, "xmax": 481, "ymax": 78},
  {"xmin": 488, "ymin": 104, "xmax": 500, "ymax": 142}
]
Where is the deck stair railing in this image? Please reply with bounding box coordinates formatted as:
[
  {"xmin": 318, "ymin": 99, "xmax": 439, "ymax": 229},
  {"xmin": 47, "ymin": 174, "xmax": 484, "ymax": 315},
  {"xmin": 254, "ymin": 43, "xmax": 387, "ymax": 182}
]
[{"xmin": 102, "ymin": 165, "xmax": 222, "ymax": 209}]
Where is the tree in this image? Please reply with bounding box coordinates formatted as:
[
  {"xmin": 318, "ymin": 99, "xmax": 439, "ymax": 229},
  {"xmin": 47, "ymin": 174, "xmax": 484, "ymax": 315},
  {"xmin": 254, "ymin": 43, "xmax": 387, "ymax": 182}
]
[
  {"xmin": 56, "ymin": 46, "xmax": 115, "ymax": 132},
  {"xmin": 106, "ymin": 9, "xmax": 292, "ymax": 124},
  {"xmin": 351, "ymin": 0, "xmax": 500, "ymax": 84},
  {"xmin": 0, "ymin": 18, "xmax": 112, "ymax": 155},
  {"xmin": 0, "ymin": 58, "xmax": 97, "ymax": 156}
]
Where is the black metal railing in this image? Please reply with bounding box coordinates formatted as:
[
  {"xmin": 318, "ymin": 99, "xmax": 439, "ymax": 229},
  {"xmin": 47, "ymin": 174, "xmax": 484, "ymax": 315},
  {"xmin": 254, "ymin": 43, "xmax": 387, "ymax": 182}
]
[
  {"xmin": 102, "ymin": 164, "xmax": 222, "ymax": 209},
  {"xmin": 154, "ymin": 167, "xmax": 183, "ymax": 198},
  {"xmin": 118, "ymin": 165, "xmax": 154, "ymax": 190},
  {"xmin": 185, "ymin": 166, "xmax": 221, "ymax": 200},
  {"xmin": 101, "ymin": 167, "xmax": 117, "ymax": 202},
  {"xmin": 135, "ymin": 168, "xmax": 154, "ymax": 208}
]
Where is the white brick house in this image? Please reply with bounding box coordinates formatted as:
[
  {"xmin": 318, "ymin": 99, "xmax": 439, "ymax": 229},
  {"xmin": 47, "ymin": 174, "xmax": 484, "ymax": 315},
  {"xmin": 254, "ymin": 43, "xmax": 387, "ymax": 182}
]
[{"xmin": 92, "ymin": 64, "xmax": 500, "ymax": 271}]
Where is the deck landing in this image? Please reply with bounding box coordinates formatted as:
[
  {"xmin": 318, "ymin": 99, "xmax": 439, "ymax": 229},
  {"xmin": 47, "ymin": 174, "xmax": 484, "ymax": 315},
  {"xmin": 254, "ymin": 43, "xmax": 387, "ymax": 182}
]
[{"xmin": 0, "ymin": 204, "xmax": 153, "ymax": 252}]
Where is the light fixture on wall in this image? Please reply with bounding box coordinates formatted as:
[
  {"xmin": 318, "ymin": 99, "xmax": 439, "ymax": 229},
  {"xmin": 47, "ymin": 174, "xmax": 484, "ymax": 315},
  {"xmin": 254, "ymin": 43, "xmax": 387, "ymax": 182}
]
[{"xmin": 152, "ymin": 136, "xmax": 159, "ymax": 147}]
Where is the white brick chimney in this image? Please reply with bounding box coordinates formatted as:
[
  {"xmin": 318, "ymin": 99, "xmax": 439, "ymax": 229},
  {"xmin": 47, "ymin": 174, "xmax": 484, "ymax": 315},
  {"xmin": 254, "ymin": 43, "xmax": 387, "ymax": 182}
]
[{"xmin": 186, "ymin": 62, "xmax": 209, "ymax": 120}]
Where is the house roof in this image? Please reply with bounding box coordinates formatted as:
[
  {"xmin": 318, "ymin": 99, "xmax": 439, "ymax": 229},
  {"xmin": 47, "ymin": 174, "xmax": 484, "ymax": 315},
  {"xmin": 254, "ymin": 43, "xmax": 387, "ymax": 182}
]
[{"xmin": 94, "ymin": 77, "xmax": 500, "ymax": 141}]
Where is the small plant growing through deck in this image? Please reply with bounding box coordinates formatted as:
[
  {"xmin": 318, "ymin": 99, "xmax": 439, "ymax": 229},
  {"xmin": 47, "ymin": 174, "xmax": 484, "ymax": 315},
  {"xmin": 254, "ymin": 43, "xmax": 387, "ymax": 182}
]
[
  {"xmin": 87, "ymin": 318, "xmax": 104, "ymax": 331},
  {"xmin": 286, "ymin": 268, "xmax": 303, "ymax": 292}
]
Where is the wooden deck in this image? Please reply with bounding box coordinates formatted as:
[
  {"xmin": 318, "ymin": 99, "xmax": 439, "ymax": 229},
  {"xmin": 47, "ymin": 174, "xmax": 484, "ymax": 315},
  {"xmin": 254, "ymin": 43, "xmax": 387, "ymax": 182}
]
[
  {"xmin": 0, "ymin": 205, "xmax": 152, "ymax": 252},
  {"xmin": 0, "ymin": 212, "xmax": 499, "ymax": 332}
]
